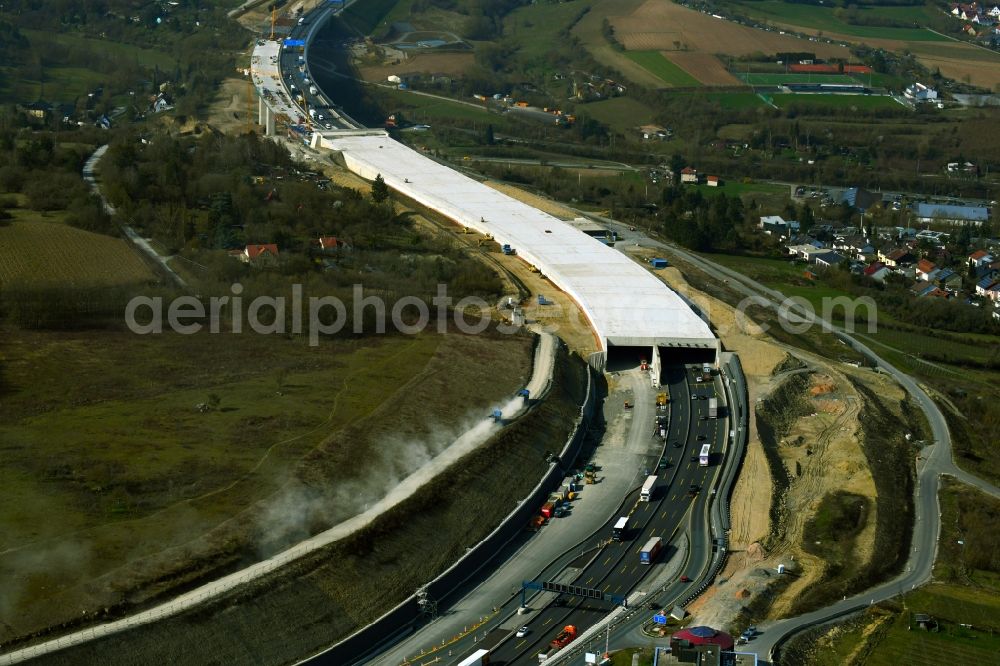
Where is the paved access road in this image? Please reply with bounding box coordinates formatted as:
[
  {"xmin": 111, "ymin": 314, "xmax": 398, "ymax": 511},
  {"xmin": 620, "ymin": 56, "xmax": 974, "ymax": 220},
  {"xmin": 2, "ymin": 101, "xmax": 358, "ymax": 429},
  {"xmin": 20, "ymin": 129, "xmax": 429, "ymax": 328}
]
[
  {"xmin": 486, "ymin": 365, "xmax": 725, "ymax": 664},
  {"xmin": 593, "ymin": 218, "xmax": 1000, "ymax": 662}
]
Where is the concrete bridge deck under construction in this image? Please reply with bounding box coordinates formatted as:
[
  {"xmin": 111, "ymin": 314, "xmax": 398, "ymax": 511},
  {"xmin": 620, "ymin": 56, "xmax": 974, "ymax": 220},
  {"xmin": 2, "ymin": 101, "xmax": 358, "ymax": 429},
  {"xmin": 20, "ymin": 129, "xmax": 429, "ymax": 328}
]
[{"xmin": 314, "ymin": 131, "xmax": 719, "ymax": 368}]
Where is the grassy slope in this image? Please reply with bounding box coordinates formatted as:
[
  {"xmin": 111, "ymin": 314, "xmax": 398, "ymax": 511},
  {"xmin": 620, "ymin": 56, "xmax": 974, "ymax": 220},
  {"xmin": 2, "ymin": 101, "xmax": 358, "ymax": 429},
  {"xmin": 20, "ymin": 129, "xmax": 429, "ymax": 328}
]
[
  {"xmin": 0, "ymin": 327, "xmax": 534, "ymax": 642},
  {"xmin": 34, "ymin": 344, "xmax": 587, "ymax": 665},
  {"xmin": 770, "ymin": 93, "xmax": 905, "ymax": 110},
  {"xmin": 782, "ymin": 480, "xmax": 1000, "ymax": 665},
  {"xmin": 0, "ymin": 28, "xmax": 178, "ymax": 101}
]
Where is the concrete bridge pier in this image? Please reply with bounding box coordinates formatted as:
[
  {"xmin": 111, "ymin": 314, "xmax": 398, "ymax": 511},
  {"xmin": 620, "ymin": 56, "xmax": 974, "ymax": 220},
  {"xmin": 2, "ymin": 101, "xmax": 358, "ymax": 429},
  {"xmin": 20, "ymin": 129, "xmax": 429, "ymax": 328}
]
[{"xmin": 259, "ymin": 98, "xmax": 275, "ymax": 135}]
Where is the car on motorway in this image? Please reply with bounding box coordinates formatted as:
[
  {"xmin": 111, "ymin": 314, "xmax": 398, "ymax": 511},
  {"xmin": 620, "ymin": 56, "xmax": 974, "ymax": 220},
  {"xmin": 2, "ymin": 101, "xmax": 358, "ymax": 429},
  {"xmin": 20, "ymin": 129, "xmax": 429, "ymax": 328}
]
[
  {"xmin": 680, "ymin": 575, "xmax": 691, "ymax": 582},
  {"xmin": 696, "ymin": 434, "xmax": 707, "ymax": 441},
  {"xmin": 516, "ymin": 626, "xmax": 529, "ymax": 637},
  {"xmin": 553, "ymin": 595, "xmax": 567, "ymax": 606},
  {"xmin": 658, "ymin": 457, "xmax": 670, "ymax": 470},
  {"xmin": 673, "ymin": 441, "xmax": 682, "ymax": 448},
  {"xmin": 699, "ymin": 415, "xmax": 708, "ymax": 420},
  {"xmin": 690, "ymin": 454, "xmax": 697, "ymax": 463},
  {"xmin": 691, "ymin": 393, "xmax": 698, "ymax": 400},
  {"xmin": 688, "ymin": 484, "xmax": 699, "ymax": 496}
]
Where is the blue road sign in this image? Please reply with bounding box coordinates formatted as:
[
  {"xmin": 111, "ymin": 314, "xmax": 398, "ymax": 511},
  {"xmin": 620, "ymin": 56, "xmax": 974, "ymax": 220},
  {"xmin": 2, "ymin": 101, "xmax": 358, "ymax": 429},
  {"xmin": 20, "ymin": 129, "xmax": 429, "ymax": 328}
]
[{"xmin": 653, "ymin": 613, "xmax": 667, "ymax": 625}]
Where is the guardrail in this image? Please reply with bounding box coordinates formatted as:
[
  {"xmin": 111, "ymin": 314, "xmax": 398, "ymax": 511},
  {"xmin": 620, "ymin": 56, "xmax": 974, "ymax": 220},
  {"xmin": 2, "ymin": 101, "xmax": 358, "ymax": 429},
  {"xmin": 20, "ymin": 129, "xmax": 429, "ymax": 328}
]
[{"xmin": 305, "ymin": 344, "xmax": 596, "ymax": 665}]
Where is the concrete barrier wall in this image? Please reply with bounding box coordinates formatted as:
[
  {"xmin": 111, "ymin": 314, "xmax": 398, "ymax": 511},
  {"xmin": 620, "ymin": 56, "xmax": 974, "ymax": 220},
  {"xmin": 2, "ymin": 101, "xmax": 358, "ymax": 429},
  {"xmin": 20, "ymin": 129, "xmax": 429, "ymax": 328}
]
[
  {"xmin": 309, "ymin": 354, "xmax": 595, "ymax": 665},
  {"xmin": 680, "ymin": 352, "xmax": 748, "ymax": 608}
]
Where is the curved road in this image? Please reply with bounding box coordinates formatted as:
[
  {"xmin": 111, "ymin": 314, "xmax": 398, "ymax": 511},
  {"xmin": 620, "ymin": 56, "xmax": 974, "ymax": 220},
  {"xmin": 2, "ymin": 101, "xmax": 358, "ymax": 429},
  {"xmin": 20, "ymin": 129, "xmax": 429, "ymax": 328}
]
[{"xmin": 590, "ymin": 218, "xmax": 1000, "ymax": 661}]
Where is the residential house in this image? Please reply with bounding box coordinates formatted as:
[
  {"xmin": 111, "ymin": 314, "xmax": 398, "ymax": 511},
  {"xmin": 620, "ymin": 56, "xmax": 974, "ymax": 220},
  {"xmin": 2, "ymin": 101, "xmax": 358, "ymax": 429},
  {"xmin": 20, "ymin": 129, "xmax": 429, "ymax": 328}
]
[
  {"xmin": 241, "ymin": 243, "xmax": 280, "ymax": 265},
  {"xmin": 150, "ymin": 93, "xmax": 173, "ymax": 113},
  {"xmin": 787, "ymin": 243, "xmax": 826, "ymax": 260},
  {"xmin": 946, "ymin": 161, "xmax": 977, "ymax": 175},
  {"xmin": 638, "ymin": 124, "xmax": 670, "ymax": 140},
  {"xmin": 18, "ymin": 102, "xmax": 50, "ymax": 120},
  {"xmin": 680, "ymin": 167, "xmax": 699, "ymax": 184},
  {"xmin": 832, "ymin": 235, "xmax": 874, "ymax": 260},
  {"xmin": 317, "ymin": 236, "xmax": 340, "ymax": 251},
  {"xmin": 910, "ymin": 282, "xmax": 944, "ymax": 298},
  {"xmin": 878, "ymin": 247, "xmax": 916, "ymax": 269},
  {"xmin": 812, "ymin": 251, "xmax": 847, "ymax": 269},
  {"xmin": 762, "ymin": 215, "xmax": 800, "ymax": 238},
  {"xmin": 968, "ymin": 249, "xmax": 995, "ymax": 269},
  {"xmin": 905, "ymin": 82, "xmax": 938, "ymax": 102},
  {"xmin": 934, "ymin": 268, "xmax": 962, "ymax": 291},
  {"xmin": 706, "ymin": 175, "xmax": 720, "ymax": 187},
  {"xmin": 916, "ymin": 258, "xmax": 939, "ymax": 281},
  {"xmin": 975, "ymin": 276, "xmax": 1000, "ymax": 300},
  {"xmin": 864, "ymin": 261, "xmax": 892, "ymax": 282}
]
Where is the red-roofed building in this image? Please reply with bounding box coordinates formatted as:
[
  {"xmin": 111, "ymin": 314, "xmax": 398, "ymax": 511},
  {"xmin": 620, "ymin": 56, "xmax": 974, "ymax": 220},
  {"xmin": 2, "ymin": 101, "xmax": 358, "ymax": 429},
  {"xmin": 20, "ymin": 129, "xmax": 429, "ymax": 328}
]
[
  {"xmin": 916, "ymin": 258, "xmax": 938, "ymax": 281},
  {"xmin": 706, "ymin": 175, "xmax": 720, "ymax": 187},
  {"xmin": 680, "ymin": 166, "xmax": 699, "ymax": 184},
  {"xmin": 242, "ymin": 243, "xmax": 279, "ymax": 265},
  {"xmin": 969, "ymin": 249, "xmax": 994, "ymax": 269},
  {"xmin": 864, "ymin": 261, "xmax": 891, "ymax": 282},
  {"xmin": 318, "ymin": 236, "xmax": 340, "ymax": 251}
]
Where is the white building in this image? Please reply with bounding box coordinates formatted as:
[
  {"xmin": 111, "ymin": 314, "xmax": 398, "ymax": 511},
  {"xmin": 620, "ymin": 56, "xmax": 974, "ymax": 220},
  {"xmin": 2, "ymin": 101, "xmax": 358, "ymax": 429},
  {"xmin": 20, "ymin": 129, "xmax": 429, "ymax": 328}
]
[{"xmin": 905, "ymin": 82, "xmax": 938, "ymax": 102}]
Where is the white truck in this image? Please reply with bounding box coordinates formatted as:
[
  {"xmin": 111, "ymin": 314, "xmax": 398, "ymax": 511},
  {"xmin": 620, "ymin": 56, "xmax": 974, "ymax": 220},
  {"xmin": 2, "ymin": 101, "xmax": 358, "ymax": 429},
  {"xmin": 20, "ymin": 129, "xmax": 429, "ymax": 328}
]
[
  {"xmin": 309, "ymin": 85, "xmax": 318, "ymax": 96},
  {"xmin": 308, "ymin": 108, "xmax": 317, "ymax": 119},
  {"xmin": 708, "ymin": 397, "xmax": 718, "ymax": 418}
]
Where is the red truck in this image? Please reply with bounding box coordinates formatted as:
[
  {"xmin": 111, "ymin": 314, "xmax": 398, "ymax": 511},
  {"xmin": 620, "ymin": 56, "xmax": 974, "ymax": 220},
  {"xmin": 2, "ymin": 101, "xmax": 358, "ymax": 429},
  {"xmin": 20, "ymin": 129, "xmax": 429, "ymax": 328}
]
[
  {"xmin": 540, "ymin": 502, "xmax": 555, "ymax": 519},
  {"xmin": 550, "ymin": 625, "xmax": 577, "ymax": 649}
]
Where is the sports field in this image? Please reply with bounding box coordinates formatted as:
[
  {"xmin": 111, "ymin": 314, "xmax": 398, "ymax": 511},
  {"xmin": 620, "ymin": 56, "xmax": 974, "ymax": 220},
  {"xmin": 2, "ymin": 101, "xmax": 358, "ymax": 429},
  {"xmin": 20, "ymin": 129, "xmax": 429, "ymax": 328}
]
[
  {"xmin": 624, "ymin": 50, "xmax": 701, "ymax": 86},
  {"xmin": 740, "ymin": 73, "xmax": 861, "ymax": 85}
]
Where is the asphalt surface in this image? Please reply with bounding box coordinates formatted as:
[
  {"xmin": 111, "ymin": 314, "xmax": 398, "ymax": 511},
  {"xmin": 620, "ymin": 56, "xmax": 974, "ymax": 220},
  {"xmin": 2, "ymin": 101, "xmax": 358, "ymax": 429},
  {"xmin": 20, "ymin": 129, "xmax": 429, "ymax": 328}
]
[
  {"xmin": 485, "ymin": 364, "xmax": 725, "ymax": 665},
  {"xmin": 589, "ymin": 218, "xmax": 1000, "ymax": 662}
]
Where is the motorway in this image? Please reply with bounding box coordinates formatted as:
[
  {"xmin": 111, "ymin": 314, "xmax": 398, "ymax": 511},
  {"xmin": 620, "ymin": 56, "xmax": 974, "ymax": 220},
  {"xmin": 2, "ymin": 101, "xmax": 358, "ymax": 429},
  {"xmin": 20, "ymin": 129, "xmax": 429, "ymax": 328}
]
[
  {"xmin": 589, "ymin": 219, "xmax": 1000, "ymax": 662},
  {"xmin": 485, "ymin": 364, "xmax": 724, "ymax": 665}
]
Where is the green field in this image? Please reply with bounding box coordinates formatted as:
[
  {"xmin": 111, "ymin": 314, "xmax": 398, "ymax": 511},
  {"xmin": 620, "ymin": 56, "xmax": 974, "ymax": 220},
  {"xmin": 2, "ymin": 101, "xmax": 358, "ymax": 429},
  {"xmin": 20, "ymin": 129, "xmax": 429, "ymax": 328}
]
[
  {"xmin": 624, "ymin": 51, "xmax": 701, "ymax": 87},
  {"xmin": 21, "ymin": 29, "xmax": 176, "ymax": 68},
  {"xmin": 728, "ymin": 0, "xmax": 946, "ymax": 41},
  {"xmin": 772, "ymin": 93, "xmax": 905, "ymax": 110},
  {"xmin": 377, "ymin": 87, "xmax": 494, "ymax": 121},
  {"xmin": 579, "ymin": 96, "xmax": 655, "ymax": 129},
  {"xmin": 692, "ymin": 180, "xmax": 789, "ymax": 198},
  {"xmin": 740, "ymin": 73, "xmax": 862, "ymax": 85},
  {"xmin": 506, "ymin": 0, "xmax": 597, "ymax": 61},
  {"xmin": 705, "ymin": 92, "xmax": 767, "ymax": 109},
  {"xmin": 1, "ymin": 29, "xmax": 178, "ymax": 101}
]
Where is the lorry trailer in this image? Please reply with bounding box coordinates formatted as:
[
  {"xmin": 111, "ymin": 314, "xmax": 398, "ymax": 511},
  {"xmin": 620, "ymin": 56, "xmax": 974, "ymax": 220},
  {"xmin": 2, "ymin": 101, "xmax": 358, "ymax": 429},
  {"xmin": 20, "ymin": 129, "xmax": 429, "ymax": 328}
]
[{"xmin": 640, "ymin": 536, "xmax": 663, "ymax": 564}]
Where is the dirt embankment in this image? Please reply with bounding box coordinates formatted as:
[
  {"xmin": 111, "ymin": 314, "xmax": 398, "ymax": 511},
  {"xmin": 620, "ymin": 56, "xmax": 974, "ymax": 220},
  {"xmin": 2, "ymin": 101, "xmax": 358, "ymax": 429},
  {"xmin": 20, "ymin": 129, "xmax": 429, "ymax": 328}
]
[
  {"xmin": 650, "ymin": 253, "xmax": 918, "ymax": 632},
  {"xmin": 34, "ymin": 345, "xmax": 591, "ymax": 666}
]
